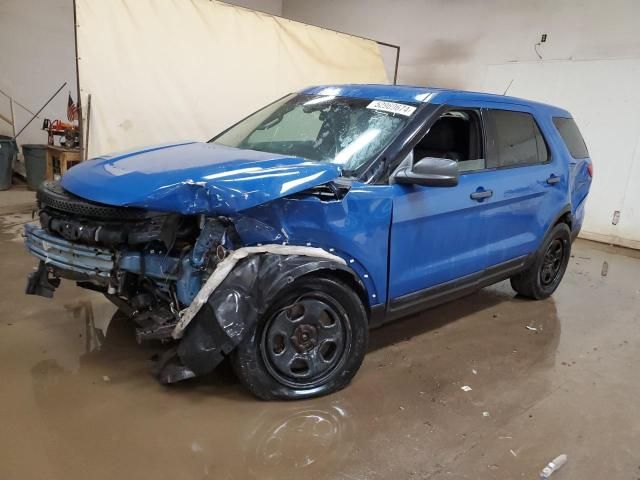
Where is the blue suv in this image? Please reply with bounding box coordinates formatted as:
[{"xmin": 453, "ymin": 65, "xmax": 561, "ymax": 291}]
[{"xmin": 24, "ymin": 85, "xmax": 592, "ymax": 399}]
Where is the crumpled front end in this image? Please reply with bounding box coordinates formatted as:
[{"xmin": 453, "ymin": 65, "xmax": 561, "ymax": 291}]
[
  {"xmin": 24, "ymin": 180, "xmax": 371, "ymax": 384},
  {"xmin": 25, "ymin": 180, "xmax": 222, "ymax": 337}
]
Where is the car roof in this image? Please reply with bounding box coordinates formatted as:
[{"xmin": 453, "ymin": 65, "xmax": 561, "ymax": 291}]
[{"xmin": 301, "ymin": 84, "xmax": 571, "ymax": 117}]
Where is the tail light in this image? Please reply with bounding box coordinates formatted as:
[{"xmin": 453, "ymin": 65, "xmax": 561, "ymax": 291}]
[{"xmin": 587, "ymin": 163, "xmax": 593, "ymax": 177}]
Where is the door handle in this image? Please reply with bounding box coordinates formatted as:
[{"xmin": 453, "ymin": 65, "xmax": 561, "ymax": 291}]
[
  {"xmin": 470, "ymin": 189, "xmax": 493, "ymax": 201},
  {"xmin": 546, "ymin": 174, "xmax": 561, "ymax": 185}
]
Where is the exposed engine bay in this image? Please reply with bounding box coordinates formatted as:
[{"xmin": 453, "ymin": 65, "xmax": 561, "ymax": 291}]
[{"xmin": 25, "ymin": 181, "xmax": 356, "ymax": 383}]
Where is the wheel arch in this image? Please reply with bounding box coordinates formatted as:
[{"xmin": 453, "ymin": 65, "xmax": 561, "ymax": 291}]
[
  {"xmin": 300, "ymin": 267, "xmax": 370, "ymax": 320},
  {"xmin": 266, "ymin": 261, "xmax": 371, "ymax": 323},
  {"xmin": 171, "ymin": 254, "xmax": 370, "ymax": 383},
  {"xmin": 541, "ymin": 204, "xmax": 573, "ymax": 246},
  {"xmin": 554, "ymin": 208, "xmax": 573, "ymax": 230}
]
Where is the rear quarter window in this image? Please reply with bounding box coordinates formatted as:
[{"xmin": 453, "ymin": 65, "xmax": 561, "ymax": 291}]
[
  {"xmin": 487, "ymin": 109, "xmax": 548, "ymax": 168},
  {"xmin": 553, "ymin": 117, "xmax": 589, "ymax": 159}
]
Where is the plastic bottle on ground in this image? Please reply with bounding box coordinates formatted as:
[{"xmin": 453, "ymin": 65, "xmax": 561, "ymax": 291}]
[{"xmin": 539, "ymin": 454, "xmax": 568, "ymax": 479}]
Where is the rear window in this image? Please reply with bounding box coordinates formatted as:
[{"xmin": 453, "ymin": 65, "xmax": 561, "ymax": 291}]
[
  {"xmin": 553, "ymin": 117, "xmax": 589, "ymax": 158},
  {"xmin": 488, "ymin": 110, "xmax": 548, "ymax": 168}
]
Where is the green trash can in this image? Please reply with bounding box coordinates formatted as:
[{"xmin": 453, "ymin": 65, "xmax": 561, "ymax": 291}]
[
  {"xmin": 22, "ymin": 144, "xmax": 48, "ymax": 191},
  {"xmin": 0, "ymin": 135, "xmax": 17, "ymax": 191}
]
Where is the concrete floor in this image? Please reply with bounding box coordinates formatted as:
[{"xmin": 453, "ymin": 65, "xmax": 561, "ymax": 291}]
[
  {"xmin": 2, "ymin": 210, "xmax": 639, "ymax": 480},
  {"xmin": 0, "ymin": 184, "xmax": 35, "ymax": 215}
]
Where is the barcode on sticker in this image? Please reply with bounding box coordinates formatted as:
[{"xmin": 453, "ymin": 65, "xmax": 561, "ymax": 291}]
[{"xmin": 367, "ymin": 100, "xmax": 416, "ymax": 117}]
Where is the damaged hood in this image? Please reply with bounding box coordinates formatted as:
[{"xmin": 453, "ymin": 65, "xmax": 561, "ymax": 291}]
[{"xmin": 60, "ymin": 142, "xmax": 341, "ymax": 214}]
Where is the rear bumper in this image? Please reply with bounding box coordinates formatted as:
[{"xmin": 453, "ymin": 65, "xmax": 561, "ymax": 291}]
[{"xmin": 24, "ymin": 223, "xmax": 114, "ymax": 280}]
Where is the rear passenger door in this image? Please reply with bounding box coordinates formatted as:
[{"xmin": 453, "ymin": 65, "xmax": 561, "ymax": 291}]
[{"xmin": 480, "ymin": 105, "xmax": 567, "ymax": 266}]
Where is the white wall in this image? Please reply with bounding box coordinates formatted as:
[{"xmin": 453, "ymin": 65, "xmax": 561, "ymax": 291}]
[
  {"xmin": 482, "ymin": 59, "xmax": 640, "ymax": 249},
  {"xmin": 282, "ymin": 0, "xmax": 640, "ymax": 248},
  {"xmin": 282, "ymin": 0, "xmax": 640, "ymax": 88}
]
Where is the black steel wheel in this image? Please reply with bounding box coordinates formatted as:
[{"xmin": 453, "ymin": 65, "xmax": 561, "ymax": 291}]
[
  {"xmin": 540, "ymin": 238, "xmax": 564, "ymax": 287},
  {"xmin": 231, "ymin": 276, "xmax": 368, "ymax": 400},
  {"xmin": 261, "ymin": 293, "xmax": 351, "ymax": 389},
  {"xmin": 511, "ymin": 222, "xmax": 571, "ymax": 300}
]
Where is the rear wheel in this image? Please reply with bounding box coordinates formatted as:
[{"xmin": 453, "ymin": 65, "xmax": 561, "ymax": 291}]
[
  {"xmin": 510, "ymin": 223, "xmax": 571, "ymax": 299},
  {"xmin": 511, "ymin": 223, "xmax": 571, "ymax": 300},
  {"xmin": 231, "ymin": 276, "xmax": 368, "ymax": 400}
]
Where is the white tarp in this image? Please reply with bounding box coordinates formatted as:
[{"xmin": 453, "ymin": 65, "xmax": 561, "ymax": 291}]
[{"xmin": 75, "ymin": 0, "xmax": 389, "ymax": 158}]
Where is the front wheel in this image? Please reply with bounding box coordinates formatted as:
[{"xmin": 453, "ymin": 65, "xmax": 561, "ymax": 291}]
[
  {"xmin": 510, "ymin": 222, "xmax": 572, "ymax": 300},
  {"xmin": 231, "ymin": 276, "xmax": 368, "ymax": 400}
]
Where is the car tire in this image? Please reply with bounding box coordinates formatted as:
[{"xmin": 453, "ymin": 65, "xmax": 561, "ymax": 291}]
[
  {"xmin": 510, "ymin": 222, "xmax": 572, "ymax": 300},
  {"xmin": 230, "ymin": 275, "xmax": 368, "ymax": 400}
]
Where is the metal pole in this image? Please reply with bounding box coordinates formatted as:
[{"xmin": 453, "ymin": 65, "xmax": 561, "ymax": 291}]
[
  {"xmin": 9, "ymin": 99, "xmax": 16, "ymax": 138},
  {"xmin": 14, "ymin": 82, "xmax": 67, "ymax": 139},
  {"xmin": 375, "ymin": 41, "xmax": 400, "ymax": 85},
  {"xmin": 393, "ymin": 46, "xmax": 400, "ymax": 85},
  {"xmin": 84, "ymin": 94, "xmax": 92, "ymax": 160},
  {"xmin": 73, "ymin": 0, "xmax": 84, "ymax": 158}
]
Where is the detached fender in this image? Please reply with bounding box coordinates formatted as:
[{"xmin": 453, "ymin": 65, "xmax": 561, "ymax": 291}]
[{"xmin": 173, "ymin": 253, "xmax": 363, "ymax": 378}]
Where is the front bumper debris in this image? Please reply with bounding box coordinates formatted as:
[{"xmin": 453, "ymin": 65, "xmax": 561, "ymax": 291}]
[
  {"xmin": 24, "ymin": 223, "xmax": 114, "ymax": 281},
  {"xmin": 26, "ymin": 261, "xmax": 61, "ymax": 298}
]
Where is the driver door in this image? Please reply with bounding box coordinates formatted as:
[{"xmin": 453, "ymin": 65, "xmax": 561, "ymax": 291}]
[{"xmin": 387, "ymin": 106, "xmax": 494, "ymax": 312}]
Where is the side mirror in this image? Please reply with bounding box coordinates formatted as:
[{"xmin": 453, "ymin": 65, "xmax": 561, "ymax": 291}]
[{"xmin": 394, "ymin": 157, "xmax": 459, "ymax": 187}]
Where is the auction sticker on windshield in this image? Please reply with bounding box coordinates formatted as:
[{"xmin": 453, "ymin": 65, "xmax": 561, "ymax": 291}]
[{"xmin": 366, "ymin": 100, "xmax": 416, "ymax": 117}]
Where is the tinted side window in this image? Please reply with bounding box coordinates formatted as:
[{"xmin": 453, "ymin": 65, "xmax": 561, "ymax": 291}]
[
  {"xmin": 553, "ymin": 117, "xmax": 589, "ymax": 158},
  {"xmin": 488, "ymin": 110, "xmax": 548, "ymax": 168}
]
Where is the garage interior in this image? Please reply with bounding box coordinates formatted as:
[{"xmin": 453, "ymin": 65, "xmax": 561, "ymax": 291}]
[{"xmin": 1, "ymin": 0, "xmax": 639, "ymax": 479}]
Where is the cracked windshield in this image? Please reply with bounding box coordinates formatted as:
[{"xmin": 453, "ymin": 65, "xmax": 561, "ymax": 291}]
[{"xmin": 213, "ymin": 94, "xmax": 416, "ymax": 174}]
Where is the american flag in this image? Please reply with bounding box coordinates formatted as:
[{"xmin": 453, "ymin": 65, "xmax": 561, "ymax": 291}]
[{"xmin": 67, "ymin": 93, "xmax": 78, "ymax": 122}]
